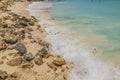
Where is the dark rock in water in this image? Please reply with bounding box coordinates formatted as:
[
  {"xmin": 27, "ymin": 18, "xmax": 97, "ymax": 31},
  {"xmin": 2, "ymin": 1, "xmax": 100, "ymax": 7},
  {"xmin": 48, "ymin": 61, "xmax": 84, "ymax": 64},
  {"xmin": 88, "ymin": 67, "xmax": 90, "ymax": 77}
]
[
  {"xmin": 40, "ymin": 48, "xmax": 49, "ymax": 58},
  {"xmin": 21, "ymin": 62, "xmax": 34, "ymax": 69},
  {"xmin": 4, "ymin": 38, "xmax": 18, "ymax": 44},
  {"xmin": 34, "ymin": 53, "xmax": 43, "ymax": 66},
  {"xmin": 23, "ymin": 53, "xmax": 34, "ymax": 61},
  {"xmin": 6, "ymin": 57, "xmax": 22, "ymax": 66},
  {"xmin": 0, "ymin": 70, "xmax": 8, "ymax": 80},
  {"xmin": 19, "ymin": 20, "xmax": 28, "ymax": 26},
  {"xmin": 15, "ymin": 43, "xmax": 27, "ymax": 56}
]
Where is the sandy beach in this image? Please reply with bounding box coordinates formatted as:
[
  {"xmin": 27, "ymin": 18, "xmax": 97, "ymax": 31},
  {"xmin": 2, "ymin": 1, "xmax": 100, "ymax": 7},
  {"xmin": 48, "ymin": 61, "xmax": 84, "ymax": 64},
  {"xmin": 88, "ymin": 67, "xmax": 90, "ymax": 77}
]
[{"xmin": 0, "ymin": 0, "xmax": 71, "ymax": 80}]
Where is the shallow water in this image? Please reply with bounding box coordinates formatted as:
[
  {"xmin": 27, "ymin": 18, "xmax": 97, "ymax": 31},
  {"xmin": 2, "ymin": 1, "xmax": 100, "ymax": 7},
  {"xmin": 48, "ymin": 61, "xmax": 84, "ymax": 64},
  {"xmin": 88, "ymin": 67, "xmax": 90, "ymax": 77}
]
[
  {"xmin": 50, "ymin": 0, "xmax": 120, "ymax": 66},
  {"xmin": 27, "ymin": 1, "xmax": 120, "ymax": 80}
]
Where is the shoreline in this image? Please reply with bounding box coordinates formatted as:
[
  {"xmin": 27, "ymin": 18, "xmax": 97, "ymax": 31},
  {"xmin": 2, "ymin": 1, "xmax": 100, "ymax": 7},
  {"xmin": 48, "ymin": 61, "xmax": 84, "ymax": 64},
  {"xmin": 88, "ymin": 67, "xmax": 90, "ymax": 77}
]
[
  {"xmin": 27, "ymin": 1, "xmax": 120, "ymax": 80},
  {"xmin": 0, "ymin": 0, "xmax": 71, "ymax": 80}
]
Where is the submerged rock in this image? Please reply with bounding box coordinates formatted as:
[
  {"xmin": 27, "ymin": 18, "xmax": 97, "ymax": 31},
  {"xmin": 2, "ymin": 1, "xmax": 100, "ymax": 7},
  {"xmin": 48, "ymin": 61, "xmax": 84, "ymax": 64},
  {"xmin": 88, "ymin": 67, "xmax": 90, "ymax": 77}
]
[
  {"xmin": 34, "ymin": 53, "xmax": 43, "ymax": 66},
  {"xmin": 23, "ymin": 52, "xmax": 34, "ymax": 61},
  {"xmin": 6, "ymin": 57, "xmax": 22, "ymax": 66},
  {"xmin": 15, "ymin": 43, "xmax": 27, "ymax": 56}
]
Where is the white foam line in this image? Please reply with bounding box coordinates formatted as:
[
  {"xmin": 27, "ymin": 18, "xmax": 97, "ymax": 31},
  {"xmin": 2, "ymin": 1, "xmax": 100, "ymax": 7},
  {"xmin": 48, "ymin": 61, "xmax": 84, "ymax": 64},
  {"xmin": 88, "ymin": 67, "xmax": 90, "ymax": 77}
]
[{"xmin": 27, "ymin": 2, "xmax": 120, "ymax": 80}]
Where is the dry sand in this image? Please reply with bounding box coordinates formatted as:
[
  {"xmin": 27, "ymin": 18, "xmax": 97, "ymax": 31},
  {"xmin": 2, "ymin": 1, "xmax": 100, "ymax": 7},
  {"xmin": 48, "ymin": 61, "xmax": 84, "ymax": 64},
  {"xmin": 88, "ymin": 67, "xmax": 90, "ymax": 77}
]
[{"xmin": 0, "ymin": 1, "xmax": 72, "ymax": 80}]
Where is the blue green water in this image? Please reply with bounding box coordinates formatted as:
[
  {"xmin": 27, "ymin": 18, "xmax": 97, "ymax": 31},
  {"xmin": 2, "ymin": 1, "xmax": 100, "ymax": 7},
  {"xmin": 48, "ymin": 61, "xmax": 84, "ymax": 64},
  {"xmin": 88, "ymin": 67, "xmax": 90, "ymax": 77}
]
[{"xmin": 50, "ymin": 0, "xmax": 120, "ymax": 65}]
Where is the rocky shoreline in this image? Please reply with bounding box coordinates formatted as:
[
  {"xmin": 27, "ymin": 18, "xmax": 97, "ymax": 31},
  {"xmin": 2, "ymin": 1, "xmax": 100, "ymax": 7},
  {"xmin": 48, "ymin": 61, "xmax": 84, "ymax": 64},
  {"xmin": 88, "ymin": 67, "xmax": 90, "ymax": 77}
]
[{"xmin": 0, "ymin": 0, "xmax": 71, "ymax": 80}]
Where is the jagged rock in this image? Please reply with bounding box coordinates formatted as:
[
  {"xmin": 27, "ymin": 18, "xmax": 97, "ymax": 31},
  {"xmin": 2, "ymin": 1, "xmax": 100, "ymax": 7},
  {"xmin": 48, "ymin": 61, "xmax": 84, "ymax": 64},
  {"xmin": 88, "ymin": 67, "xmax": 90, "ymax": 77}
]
[
  {"xmin": 15, "ymin": 43, "xmax": 27, "ymax": 56},
  {"xmin": 0, "ymin": 70, "xmax": 8, "ymax": 80},
  {"xmin": 21, "ymin": 62, "xmax": 34, "ymax": 69},
  {"xmin": 6, "ymin": 57, "xmax": 22, "ymax": 66},
  {"xmin": 34, "ymin": 53, "xmax": 43, "ymax": 66},
  {"xmin": 0, "ymin": 42, "xmax": 7, "ymax": 50},
  {"xmin": 23, "ymin": 53, "xmax": 34, "ymax": 61},
  {"xmin": 52, "ymin": 57, "xmax": 66, "ymax": 66}
]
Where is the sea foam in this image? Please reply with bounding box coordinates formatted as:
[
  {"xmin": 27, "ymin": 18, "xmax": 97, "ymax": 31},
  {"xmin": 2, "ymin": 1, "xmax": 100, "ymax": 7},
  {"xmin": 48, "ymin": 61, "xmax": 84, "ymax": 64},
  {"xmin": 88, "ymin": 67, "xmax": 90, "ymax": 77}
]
[{"xmin": 27, "ymin": 2, "xmax": 120, "ymax": 80}]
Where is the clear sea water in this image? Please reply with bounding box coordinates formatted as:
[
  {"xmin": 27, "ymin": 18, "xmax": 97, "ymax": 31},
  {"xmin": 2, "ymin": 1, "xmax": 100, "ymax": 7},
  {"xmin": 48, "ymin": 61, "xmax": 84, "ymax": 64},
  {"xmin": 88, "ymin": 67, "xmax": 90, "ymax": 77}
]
[
  {"xmin": 28, "ymin": 0, "xmax": 120, "ymax": 80},
  {"xmin": 50, "ymin": 0, "xmax": 120, "ymax": 66}
]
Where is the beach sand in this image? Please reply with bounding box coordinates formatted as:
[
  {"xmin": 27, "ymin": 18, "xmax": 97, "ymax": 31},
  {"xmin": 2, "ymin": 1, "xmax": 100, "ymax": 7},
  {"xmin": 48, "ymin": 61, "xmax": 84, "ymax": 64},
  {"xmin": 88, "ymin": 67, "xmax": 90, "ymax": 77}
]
[{"xmin": 0, "ymin": 0, "xmax": 71, "ymax": 80}]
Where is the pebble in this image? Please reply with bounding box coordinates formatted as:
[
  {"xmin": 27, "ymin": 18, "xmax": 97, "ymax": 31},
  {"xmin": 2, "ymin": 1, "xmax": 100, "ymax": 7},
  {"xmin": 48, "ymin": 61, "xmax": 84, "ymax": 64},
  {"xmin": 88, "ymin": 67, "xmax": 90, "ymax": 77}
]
[
  {"xmin": 34, "ymin": 53, "xmax": 43, "ymax": 66},
  {"xmin": 15, "ymin": 43, "xmax": 27, "ymax": 56}
]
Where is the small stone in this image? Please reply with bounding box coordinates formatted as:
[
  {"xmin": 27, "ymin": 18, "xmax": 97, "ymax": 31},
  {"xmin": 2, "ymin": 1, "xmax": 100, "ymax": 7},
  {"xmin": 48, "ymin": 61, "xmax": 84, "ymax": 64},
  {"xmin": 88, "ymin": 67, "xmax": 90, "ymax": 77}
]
[
  {"xmin": 34, "ymin": 53, "xmax": 43, "ymax": 66},
  {"xmin": 40, "ymin": 48, "xmax": 49, "ymax": 58},
  {"xmin": 0, "ymin": 70, "xmax": 8, "ymax": 80},
  {"xmin": 21, "ymin": 62, "xmax": 34, "ymax": 69},
  {"xmin": 23, "ymin": 53, "xmax": 34, "ymax": 61},
  {"xmin": 15, "ymin": 43, "xmax": 27, "ymax": 56},
  {"xmin": 0, "ymin": 61, "xmax": 4, "ymax": 65},
  {"xmin": 7, "ymin": 57, "xmax": 22, "ymax": 66},
  {"xmin": 52, "ymin": 57, "xmax": 66, "ymax": 66}
]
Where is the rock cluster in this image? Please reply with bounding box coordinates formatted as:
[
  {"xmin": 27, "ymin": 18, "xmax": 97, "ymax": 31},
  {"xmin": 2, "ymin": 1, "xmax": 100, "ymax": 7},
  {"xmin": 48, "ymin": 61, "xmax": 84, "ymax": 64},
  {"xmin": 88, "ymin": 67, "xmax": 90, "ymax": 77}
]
[{"xmin": 0, "ymin": 0, "xmax": 70, "ymax": 80}]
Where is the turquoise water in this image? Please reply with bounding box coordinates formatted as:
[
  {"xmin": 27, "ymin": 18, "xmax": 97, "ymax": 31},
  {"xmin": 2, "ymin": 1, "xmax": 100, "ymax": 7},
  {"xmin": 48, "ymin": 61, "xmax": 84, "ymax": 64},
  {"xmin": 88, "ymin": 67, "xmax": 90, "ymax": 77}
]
[{"xmin": 50, "ymin": 0, "xmax": 120, "ymax": 66}]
